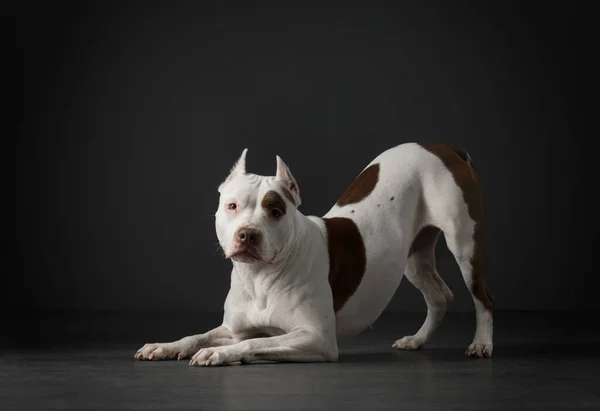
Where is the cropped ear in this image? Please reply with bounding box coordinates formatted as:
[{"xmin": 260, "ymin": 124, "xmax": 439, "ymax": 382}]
[
  {"xmin": 275, "ymin": 155, "xmax": 301, "ymax": 207},
  {"xmin": 218, "ymin": 148, "xmax": 247, "ymax": 192}
]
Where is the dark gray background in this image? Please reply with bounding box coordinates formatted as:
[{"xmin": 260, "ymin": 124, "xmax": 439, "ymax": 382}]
[{"xmin": 13, "ymin": 1, "xmax": 594, "ymax": 314}]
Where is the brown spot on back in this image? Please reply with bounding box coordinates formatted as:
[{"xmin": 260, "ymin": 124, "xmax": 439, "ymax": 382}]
[
  {"xmin": 261, "ymin": 190, "xmax": 287, "ymax": 220},
  {"xmin": 418, "ymin": 143, "xmax": 494, "ymax": 312},
  {"xmin": 322, "ymin": 217, "xmax": 367, "ymax": 312},
  {"xmin": 280, "ymin": 187, "xmax": 296, "ymax": 206},
  {"xmin": 336, "ymin": 163, "xmax": 380, "ymax": 207}
]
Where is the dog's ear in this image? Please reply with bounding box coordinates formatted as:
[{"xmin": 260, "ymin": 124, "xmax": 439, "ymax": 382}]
[
  {"xmin": 275, "ymin": 155, "xmax": 301, "ymax": 207},
  {"xmin": 219, "ymin": 148, "xmax": 247, "ymax": 192}
]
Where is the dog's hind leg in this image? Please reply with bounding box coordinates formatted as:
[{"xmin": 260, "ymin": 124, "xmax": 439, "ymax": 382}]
[
  {"xmin": 443, "ymin": 217, "xmax": 494, "ymax": 358},
  {"xmin": 392, "ymin": 225, "xmax": 453, "ymax": 350},
  {"xmin": 417, "ymin": 143, "xmax": 494, "ymax": 358}
]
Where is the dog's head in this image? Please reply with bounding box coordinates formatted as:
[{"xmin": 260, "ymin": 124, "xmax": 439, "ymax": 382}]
[{"xmin": 215, "ymin": 149, "xmax": 302, "ymax": 265}]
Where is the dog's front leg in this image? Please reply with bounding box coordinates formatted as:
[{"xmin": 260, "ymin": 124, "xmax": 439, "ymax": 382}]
[
  {"xmin": 189, "ymin": 329, "xmax": 338, "ymax": 366},
  {"xmin": 135, "ymin": 326, "xmax": 236, "ymax": 361}
]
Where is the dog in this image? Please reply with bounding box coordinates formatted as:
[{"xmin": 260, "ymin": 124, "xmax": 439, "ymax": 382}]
[{"xmin": 134, "ymin": 142, "xmax": 494, "ymax": 366}]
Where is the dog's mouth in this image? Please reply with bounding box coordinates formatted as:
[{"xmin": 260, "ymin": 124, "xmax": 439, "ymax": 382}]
[
  {"xmin": 229, "ymin": 249, "xmax": 262, "ymax": 263},
  {"xmin": 228, "ymin": 248, "xmax": 277, "ymax": 264}
]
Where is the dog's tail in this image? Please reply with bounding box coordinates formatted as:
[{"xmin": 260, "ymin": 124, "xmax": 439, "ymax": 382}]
[
  {"xmin": 455, "ymin": 147, "xmax": 476, "ymax": 171},
  {"xmin": 443, "ymin": 143, "xmax": 476, "ymax": 171}
]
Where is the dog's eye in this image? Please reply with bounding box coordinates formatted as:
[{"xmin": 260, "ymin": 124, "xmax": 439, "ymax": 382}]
[
  {"xmin": 227, "ymin": 203, "xmax": 237, "ymax": 210},
  {"xmin": 271, "ymin": 209, "xmax": 282, "ymax": 218}
]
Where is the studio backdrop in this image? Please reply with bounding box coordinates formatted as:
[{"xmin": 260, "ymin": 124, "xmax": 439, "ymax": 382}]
[{"xmin": 13, "ymin": 1, "xmax": 592, "ymax": 314}]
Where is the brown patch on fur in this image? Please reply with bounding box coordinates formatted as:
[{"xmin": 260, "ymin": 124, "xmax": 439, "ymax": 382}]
[
  {"xmin": 261, "ymin": 190, "xmax": 287, "ymax": 220},
  {"xmin": 336, "ymin": 163, "xmax": 380, "ymax": 206},
  {"xmin": 418, "ymin": 143, "xmax": 494, "ymax": 312},
  {"xmin": 322, "ymin": 217, "xmax": 367, "ymax": 312},
  {"xmin": 280, "ymin": 187, "xmax": 296, "ymax": 206}
]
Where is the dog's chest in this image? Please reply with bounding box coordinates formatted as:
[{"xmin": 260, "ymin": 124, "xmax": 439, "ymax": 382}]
[{"xmin": 227, "ymin": 292, "xmax": 284, "ymax": 338}]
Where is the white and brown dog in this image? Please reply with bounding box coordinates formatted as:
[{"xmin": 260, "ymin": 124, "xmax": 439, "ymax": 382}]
[{"xmin": 134, "ymin": 142, "xmax": 494, "ymax": 366}]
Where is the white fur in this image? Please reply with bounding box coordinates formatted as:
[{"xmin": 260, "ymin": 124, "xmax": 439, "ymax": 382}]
[{"xmin": 134, "ymin": 143, "xmax": 493, "ymax": 365}]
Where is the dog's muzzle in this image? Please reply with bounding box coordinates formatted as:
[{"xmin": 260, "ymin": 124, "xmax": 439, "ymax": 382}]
[{"xmin": 228, "ymin": 226, "xmax": 263, "ymax": 263}]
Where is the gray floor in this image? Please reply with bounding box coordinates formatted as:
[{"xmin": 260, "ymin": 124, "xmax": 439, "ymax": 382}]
[{"xmin": 1, "ymin": 310, "xmax": 599, "ymax": 410}]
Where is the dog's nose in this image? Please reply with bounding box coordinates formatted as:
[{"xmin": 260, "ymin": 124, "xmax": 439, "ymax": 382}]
[{"xmin": 236, "ymin": 227, "xmax": 262, "ymax": 246}]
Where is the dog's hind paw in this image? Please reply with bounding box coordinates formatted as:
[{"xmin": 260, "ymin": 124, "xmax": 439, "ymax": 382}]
[
  {"xmin": 465, "ymin": 343, "xmax": 493, "ymax": 358},
  {"xmin": 392, "ymin": 335, "xmax": 425, "ymax": 350}
]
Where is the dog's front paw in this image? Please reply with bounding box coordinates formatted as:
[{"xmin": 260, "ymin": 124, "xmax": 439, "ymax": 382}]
[
  {"xmin": 189, "ymin": 347, "xmax": 237, "ymax": 367},
  {"xmin": 134, "ymin": 343, "xmax": 187, "ymax": 361},
  {"xmin": 465, "ymin": 343, "xmax": 493, "ymax": 358},
  {"xmin": 392, "ymin": 335, "xmax": 425, "ymax": 350}
]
